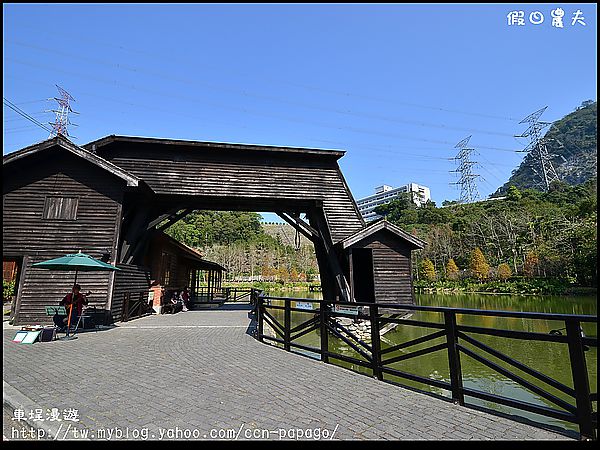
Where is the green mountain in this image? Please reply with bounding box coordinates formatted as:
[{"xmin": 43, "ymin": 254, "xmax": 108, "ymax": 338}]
[{"xmin": 494, "ymin": 100, "xmax": 597, "ymax": 196}]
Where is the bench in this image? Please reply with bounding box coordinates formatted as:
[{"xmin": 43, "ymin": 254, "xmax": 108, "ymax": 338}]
[{"xmin": 45, "ymin": 305, "xmax": 94, "ymax": 336}]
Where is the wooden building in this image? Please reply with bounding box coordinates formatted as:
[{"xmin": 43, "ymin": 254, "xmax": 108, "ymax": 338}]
[
  {"xmin": 3, "ymin": 137, "xmax": 140, "ymax": 325},
  {"xmin": 338, "ymin": 220, "xmax": 426, "ymax": 305},
  {"xmin": 3, "ymin": 134, "xmax": 424, "ymax": 325},
  {"xmin": 144, "ymin": 231, "xmax": 226, "ymax": 313}
]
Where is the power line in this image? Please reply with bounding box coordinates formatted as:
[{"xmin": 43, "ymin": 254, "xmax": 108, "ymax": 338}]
[
  {"xmin": 4, "ymin": 124, "xmax": 43, "ymax": 133},
  {"xmin": 4, "ymin": 111, "xmax": 50, "ymax": 122},
  {"xmin": 2, "ymin": 98, "xmax": 53, "ymax": 134},
  {"xmin": 7, "ymin": 56, "xmax": 525, "ymax": 154},
  {"xmin": 6, "ymin": 36, "xmax": 520, "ymax": 123},
  {"xmin": 12, "ymin": 99, "xmax": 51, "ymax": 105},
  {"xmin": 5, "ymin": 41, "xmax": 519, "ymax": 138}
]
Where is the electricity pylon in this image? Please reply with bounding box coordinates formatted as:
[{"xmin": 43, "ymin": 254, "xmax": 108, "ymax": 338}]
[
  {"xmin": 48, "ymin": 85, "xmax": 78, "ymax": 139},
  {"xmin": 450, "ymin": 135, "xmax": 482, "ymax": 203},
  {"xmin": 515, "ymin": 106, "xmax": 559, "ymax": 191}
]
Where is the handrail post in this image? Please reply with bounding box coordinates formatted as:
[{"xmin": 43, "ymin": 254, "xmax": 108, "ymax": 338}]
[
  {"xmin": 284, "ymin": 298, "xmax": 291, "ymax": 352},
  {"xmin": 122, "ymin": 292, "xmax": 130, "ymax": 322},
  {"xmin": 565, "ymin": 319, "xmax": 595, "ymax": 440},
  {"xmin": 257, "ymin": 294, "xmax": 264, "ymax": 342},
  {"xmin": 320, "ymin": 300, "xmax": 329, "ymax": 363},
  {"xmin": 370, "ymin": 303, "xmax": 383, "ymax": 381},
  {"xmin": 445, "ymin": 310, "xmax": 464, "ymax": 405}
]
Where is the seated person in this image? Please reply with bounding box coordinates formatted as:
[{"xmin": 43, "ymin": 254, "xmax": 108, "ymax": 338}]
[
  {"xmin": 180, "ymin": 287, "xmax": 191, "ymax": 311},
  {"xmin": 53, "ymin": 284, "xmax": 90, "ymax": 331},
  {"xmin": 170, "ymin": 290, "xmax": 183, "ymax": 314}
]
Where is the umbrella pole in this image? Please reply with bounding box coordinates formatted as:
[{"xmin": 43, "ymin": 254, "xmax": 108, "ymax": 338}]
[
  {"xmin": 66, "ymin": 304, "xmax": 74, "ymax": 337},
  {"xmin": 66, "ymin": 270, "xmax": 78, "ymax": 337}
]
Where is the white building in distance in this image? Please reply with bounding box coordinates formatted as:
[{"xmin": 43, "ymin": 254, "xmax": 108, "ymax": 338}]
[{"xmin": 356, "ymin": 183, "xmax": 431, "ymax": 222}]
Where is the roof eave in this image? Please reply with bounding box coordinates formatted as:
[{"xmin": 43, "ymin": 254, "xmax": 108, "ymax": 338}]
[
  {"xmin": 83, "ymin": 134, "xmax": 346, "ymax": 159},
  {"xmin": 3, "ymin": 136, "xmax": 141, "ymax": 187},
  {"xmin": 340, "ymin": 220, "xmax": 427, "ymax": 249}
]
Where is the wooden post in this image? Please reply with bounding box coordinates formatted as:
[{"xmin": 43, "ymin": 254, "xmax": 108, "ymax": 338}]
[
  {"xmin": 122, "ymin": 292, "xmax": 130, "ymax": 322},
  {"xmin": 207, "ymin": 270, "xmax": 212, "ymax": 301},
  {"xmin": 565, "ymin": 319, "xmax": 595, "ymax": 440},
  {"xmin": 284, "ymin": 299, "xmax": 291, "ymax": 352},
  {"xmin": 445, "ymin": 311, "xmax": 464, "ymax": 405},
  {"xmin": 257, "ymin": 294, "xmax": 264, "ymax": 343},
  {"xmin": 320, "ymin": 300, "xmax": 329, "ymax": 363},
  {"xmin": 370, "ymin": 303, "xmax": 383, "ymax": 381}
]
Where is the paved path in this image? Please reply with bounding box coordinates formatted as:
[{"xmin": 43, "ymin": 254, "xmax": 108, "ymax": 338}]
[{"xmin": 3, "ymin": 306, "xmax": 573, "ymax": 440}]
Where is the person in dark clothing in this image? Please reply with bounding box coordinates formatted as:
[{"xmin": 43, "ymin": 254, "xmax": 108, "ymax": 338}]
[
  {"xmin": 180, "ymin": 286, "xmax": 191, "ymax": 311},
  {"xmin": 53, "ymin": 284, "xmax": 90, "ymax": 331},
  {"xmin": 170, "ymin": 290, "xmax": 183, "ymax": 314}
]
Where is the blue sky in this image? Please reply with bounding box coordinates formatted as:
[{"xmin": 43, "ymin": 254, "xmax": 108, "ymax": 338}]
[{"xmin": 3, "ymin": 3, "xmax": 597, "ymax": 222}]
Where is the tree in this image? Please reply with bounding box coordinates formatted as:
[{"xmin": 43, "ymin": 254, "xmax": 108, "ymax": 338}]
[
  {"xmin": 421, "ymin": 258, "xmax": 437, "ymax": 282},
  {"xmin": 497, "ymin": 263, "xmax": 512, "ymax": 281},
  {"xmin": 506, "ymin": 186, "xmax": 522, "ymax": 202},
  {"xmin": 290, "ymin": 268, "xmax": 299, "ymax": 282},
  {"xmin": 442, "ymin": 200, "xmax": 459, "ymax": 207},
  {"xmin": 470, "ymin": 247, "xmax": 490, "ymax": 282},
  {"xmin": 445, "ymin": 259, "xmax": 459, "ymax": 280},
  {"xmin": 523, "ymin": 251, "xmax": 539, "ymax": 278},
  {"xmin": 276, "ymin": 266, "xmax": 289, "ymax": 282},
  {"xmin": 374, "ymin": 193, "xmax": 417, "ymax": 223}
]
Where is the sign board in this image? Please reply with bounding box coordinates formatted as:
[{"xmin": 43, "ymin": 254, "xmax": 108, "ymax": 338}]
[
  {"xmin": 20, "ymin": 331, "xmax": 42, "ymax": 344},
  {"xmin": 12, "ymin": 331, "xmax": 28, "ymax": 343},
  {"xmin": 334, "ymin": 305, "xmax": 359, "ymax": 316},
  {"xmin": 295, "ymin": 302, "xmax": 314, "ymax": 311}
]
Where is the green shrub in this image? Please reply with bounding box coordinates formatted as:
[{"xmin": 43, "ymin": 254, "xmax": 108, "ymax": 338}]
[{"xmin": 3, "ymin": 280, "xmax": 15, "ymax": 302}]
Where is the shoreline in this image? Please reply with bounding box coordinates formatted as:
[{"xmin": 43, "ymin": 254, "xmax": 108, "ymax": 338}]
[
  {"xmin": 213, "ymin": 282, "xmax": 597, "ymax": 297},
  {"xmin": 415, "ymin": 288, "xmax": 597, "ymax": 297}
]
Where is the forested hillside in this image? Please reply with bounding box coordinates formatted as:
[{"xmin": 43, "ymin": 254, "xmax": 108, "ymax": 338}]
[
  {"xmin": 376, "ymin": 178, "xmax": 597, "ymax": 288},
  {"xmin": 165, "ymin": 211, "xmax": 319, "ymax": 282},
  {"xmin": 495, "ymin": 100, "xmax": 597, "ymax": 195}
]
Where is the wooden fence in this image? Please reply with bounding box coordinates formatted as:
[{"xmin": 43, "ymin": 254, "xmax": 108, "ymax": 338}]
[{"xmin": 256, "ymin": 295, "xmax": 597, "ymax": 440}]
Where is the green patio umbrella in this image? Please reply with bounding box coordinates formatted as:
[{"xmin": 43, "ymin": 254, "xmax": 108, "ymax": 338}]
[{"xmin": 32, "ymin": 251, "xmax": 120, "ymax": 338}]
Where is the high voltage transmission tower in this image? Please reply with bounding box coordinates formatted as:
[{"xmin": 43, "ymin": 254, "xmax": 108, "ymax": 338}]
[
  {"xmin": 450, "ymin": 135, "xmax": 483, "ymax": 203},
  {"xmin": 47, "ymin": 85, "xmax": 78, "ymax": 139},
  {"xmin": 515, "ymin": 106, "xmax": 559, "ymax": 192}
]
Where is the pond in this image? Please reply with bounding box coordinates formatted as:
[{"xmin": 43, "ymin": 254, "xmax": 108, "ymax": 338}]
[{"xmin": 263, "ymin": 289, "xmax": 597, "ymax": 436}]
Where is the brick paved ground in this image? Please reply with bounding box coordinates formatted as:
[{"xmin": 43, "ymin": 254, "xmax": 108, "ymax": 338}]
[{"xmin": 3, "ymin": 305, "xmax": 573, "ymax": 440}]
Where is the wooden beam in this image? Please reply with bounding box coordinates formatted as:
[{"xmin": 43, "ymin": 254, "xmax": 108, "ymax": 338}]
[
  {"xmin": 147, "ymin": 207, "xmax": 181, "ymax": 230},
  {"xmin": 120, "ymin": 203, "xmax": 156, "ymax": 263},
  {"xmin": 123, "ymin": 207, "xmax": 191, "ymax": 265},
  {"xmin": 276, "ymin": 212, "xmax": 316, "ymax": 242},
  {"xmin": 288, "ymin": 212, "xmax": 321, "ymax": 238},
  {"xmin": 307, "ymin": 207, "xmax": 351, "ymax": 303},
  {"xmin": 156, "ymin": 208, "xmax": 193, "ymax": 232}
]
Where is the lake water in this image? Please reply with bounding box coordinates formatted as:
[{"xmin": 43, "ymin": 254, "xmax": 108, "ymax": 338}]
[{"xmin": 263, "ymin": 289, "xmax": 597, "ymax": 435}]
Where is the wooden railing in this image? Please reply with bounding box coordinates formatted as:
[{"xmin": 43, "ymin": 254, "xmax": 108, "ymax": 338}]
[
  {"xmin": 121, "ymin": 291, "xmax": 154, "ymax": 322},
  {"xmin": 193, "ymin": 287, "xmax": 261, "ymax": 304},
  {"xmin": 255, "ymin": 295, "xmax": 597, "ymax": 440}
]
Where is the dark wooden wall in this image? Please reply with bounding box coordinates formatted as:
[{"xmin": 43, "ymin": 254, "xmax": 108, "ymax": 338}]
[
  {"xmin": 111, "ymin": 264, "xmax": 151, "ymax": 323},
  {"xmin": 2, "ymin": 148, "xmax": 126, "ymax": 325},
  {"xmin": 350, "ymin": 231, "xmax": 415, "ymax": 305},
  {"xmin": 96, "ymin": 141, "xmax": 364, "ymax": 244}
]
